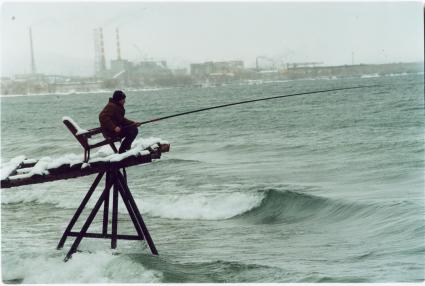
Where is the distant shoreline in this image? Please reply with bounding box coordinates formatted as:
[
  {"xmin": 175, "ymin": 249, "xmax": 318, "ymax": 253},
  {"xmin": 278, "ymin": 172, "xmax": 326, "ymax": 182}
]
[
  {"xmin": 0, "ymin": 86, "xmax": 172, "ymax": 98},
  {"xmin": 1, "ymin": 71, "xmax": 423, "ymax": 98}
]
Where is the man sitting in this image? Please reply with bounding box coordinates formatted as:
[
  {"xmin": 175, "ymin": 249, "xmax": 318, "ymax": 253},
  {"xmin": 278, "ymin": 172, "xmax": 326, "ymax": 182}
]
[{"xmin": 99, "ymin": 90, "xmax": 139, "ymax": 154}]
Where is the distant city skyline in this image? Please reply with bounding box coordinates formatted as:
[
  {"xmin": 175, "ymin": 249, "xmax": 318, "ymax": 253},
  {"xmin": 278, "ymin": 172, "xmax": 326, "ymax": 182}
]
[{"xmin": 1, "ymin": 1, "xmax": 424, "ymax": 77}]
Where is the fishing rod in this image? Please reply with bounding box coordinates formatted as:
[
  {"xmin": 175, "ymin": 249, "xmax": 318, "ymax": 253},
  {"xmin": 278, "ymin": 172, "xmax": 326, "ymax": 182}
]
[{"xmin": 133, "ymin": 84, "xmax": 380, "ymax": 127}]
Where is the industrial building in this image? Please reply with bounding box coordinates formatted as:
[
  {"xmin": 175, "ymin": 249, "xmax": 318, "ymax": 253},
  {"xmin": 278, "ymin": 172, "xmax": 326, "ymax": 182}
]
[
  {"xmin": 1, "ymin": 26, "xmax": 422, "ymax": 95},
  {"xmin": 190, "ymin": 60, "xmax": 244, "ymax": 78},
  {"xmin": 93, "ymin": 27, "xmax": 174, "ymax": 87}
]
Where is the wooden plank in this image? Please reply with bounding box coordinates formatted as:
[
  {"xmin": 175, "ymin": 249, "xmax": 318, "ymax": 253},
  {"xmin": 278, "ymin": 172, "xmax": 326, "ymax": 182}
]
[
  {"xmin": 21, "ymin": 160, "xmax": 37, "ymax": 169},
  {"xmin": 160, "ymin": 144, "xmax": 170, "ymax": 153},
  {"xmin": 1, "ymin": 144, "xmax": 170, "ymax": 189},
  {"xmin": 1, "ymin": 154, "xmax": 150, "ymax": 188},
  {"xmin": 67, "ymin": 232, "xmax": 142, "ymax": 241}
]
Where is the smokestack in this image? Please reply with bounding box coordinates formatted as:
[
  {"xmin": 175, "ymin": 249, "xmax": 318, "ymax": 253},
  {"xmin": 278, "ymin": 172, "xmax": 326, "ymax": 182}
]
[
  {"xmin": 116, "ymin": 28, "xmax": 121, "ymax": 60},
  {"xmin": 99, "ymin": 28, "xmax": 106, "ymax": 71},
  {"xmin": 93, "ymin": 27, "xmax": 106, "ymax": 75},
  {"xmin": 29, "ymin": 27, "xmax": 36, "ymax": 74}
]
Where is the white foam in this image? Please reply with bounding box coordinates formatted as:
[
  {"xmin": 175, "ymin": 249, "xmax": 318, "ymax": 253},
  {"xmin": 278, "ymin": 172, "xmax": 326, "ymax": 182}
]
[
  {"xmin": 2, "ymin": 184, "xmax": 136, "ymax": 210},
  {"xmin": 1, "ymin": 181, "xmax": 127, "ymax": 210},
  {"xmin": 361, "ymin": 73, "xmax": 380, "ymax": 78},
  {"xmin": 385, "ymin": 72, "xmax": 409, "ymax": 77},
  {"xmin": 2, "ymin": 184, "xmax": 262, "ymax": 218},
  {"xmin": 139, "ymin": 191, "xmax": 265, "ymax": 220},
  {"xmin": 2, "ymin": 250, "xmax": 163, "ymax": 283},
  {"xmin": 1, "ymin": 187, "xmax": 57, "ymax": 205}
]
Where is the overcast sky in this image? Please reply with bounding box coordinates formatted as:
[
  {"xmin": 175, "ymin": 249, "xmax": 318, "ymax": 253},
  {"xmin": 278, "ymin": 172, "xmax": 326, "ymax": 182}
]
[{"xmin": 1, "ymin": 1, "xmax": 423, "ymax": 77}]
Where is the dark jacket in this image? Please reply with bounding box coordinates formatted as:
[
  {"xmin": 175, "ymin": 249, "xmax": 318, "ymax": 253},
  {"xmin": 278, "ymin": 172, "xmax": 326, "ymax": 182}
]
[{"xmin": 99, "ymin": 98, "xmax": 134, "ymax": 138}]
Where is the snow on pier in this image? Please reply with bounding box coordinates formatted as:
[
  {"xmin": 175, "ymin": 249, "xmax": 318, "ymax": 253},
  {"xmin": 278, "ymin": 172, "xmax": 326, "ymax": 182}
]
[{"xmin": 0, "ymin": 137, "xmax": 170, "ymax": 189}]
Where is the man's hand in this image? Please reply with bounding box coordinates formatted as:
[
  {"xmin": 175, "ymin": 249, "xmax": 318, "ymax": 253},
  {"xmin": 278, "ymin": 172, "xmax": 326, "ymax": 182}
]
[{"xmin": 114, "ymin": 126, "xmax": 121, "ymax": 133}]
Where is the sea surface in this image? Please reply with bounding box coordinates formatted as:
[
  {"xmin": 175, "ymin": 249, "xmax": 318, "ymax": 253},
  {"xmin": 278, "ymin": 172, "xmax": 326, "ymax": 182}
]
[{"xmin": 1, "ymin": 73, "xmax": 424, "ymax": 283}]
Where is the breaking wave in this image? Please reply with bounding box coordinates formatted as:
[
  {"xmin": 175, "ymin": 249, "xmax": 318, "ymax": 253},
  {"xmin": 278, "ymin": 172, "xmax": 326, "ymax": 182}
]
[
  {"xmin": 2, "ymin": 185, "xmax": 421, "ymax": 236},
  {"xmin": 1, "ymin": 250, "xmax": 163, "ymax": 283},
  {"xmin": 137, "ymin": 186, "xmax": 420, "ymax": 232},
  {"xmin": 139, "ymin": 191, "xmax": 265, "ymax": 220},
  {"xmin": 136, "ymin": 188, "xmax": 370, "ymax": 222},
  {"xmin": 137, "ymin": 186, "xmax": 423, "ymax": 240}
]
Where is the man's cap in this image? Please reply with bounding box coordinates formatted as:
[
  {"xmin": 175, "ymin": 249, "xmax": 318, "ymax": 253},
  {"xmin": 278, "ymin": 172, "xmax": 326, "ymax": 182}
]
[{"xmin": 112, "ymin": 90, "xmax": 126, "ymax": 101}]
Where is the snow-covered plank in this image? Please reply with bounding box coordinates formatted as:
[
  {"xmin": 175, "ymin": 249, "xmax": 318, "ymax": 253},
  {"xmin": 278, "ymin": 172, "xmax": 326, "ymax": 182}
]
[{"xmin": 0, "ymin": 142, "xmax": 170, "ymax": 189}]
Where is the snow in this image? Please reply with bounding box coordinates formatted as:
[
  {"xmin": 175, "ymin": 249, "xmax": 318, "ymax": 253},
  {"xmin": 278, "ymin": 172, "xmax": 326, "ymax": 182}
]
[
  {"xmin": 0, "ymin": 155, "xmax": 26, "ymax": 180},
  {"xmin": 62, "ymin": 116, "xmax": 88, "ymax": 135},
  {"xmin": 108, "ymin": 149, "xmax": 150, "ymax": 162},
  {"xmin": 30, "ymin": 155, "xmax": 83, "ymax": 176},
  {"xmin": 16, "ymin": 168, "xmax": 33, "ymax": 174},
  {"xmin": 89, "ymin": 137, "xmax": 167, "ymax": 163},
  {"xmin": 23, "ymin": 159, "xmax": 37, "ymax": 164},
  {"xmin": 88, "ymin": 138, "xmax": 107, "ymax": 145},
  {"xmin": 3, "ymin": 137, "xmax": 168, "ymax": 181}
]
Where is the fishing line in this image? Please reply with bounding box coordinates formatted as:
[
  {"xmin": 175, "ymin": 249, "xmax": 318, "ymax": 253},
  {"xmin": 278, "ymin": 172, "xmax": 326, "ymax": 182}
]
[{"xmin": 133, "ymin": 84, "xmax": 381, "ymax": 127}]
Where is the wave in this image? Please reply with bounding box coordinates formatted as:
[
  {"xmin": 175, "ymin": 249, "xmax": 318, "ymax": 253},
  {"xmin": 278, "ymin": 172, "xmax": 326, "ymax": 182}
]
[
  {"xmin": 3, "ymin": 183, "xmax": 421, "ymax": 234},
  {"xmin": 139, "ymin": 258, "xmax": 288, "ymax": 283},
  {"xmin": 1, "ymin": 184, "xmax": 264, "ymax": 220},
  {"xmin": 139, "ymin": 187, "xmax": 418, "ymax": 227},
  {"xmin": 139, "ymin": 191, "xmax": 265, "ymax": 220},
  {"xmin": 231, "ymin": 189, "xmax": 367, "ymax": 224},
  {"xmin": 1, "ymin": 249, "xmax": 163, "ymax": 283},
  {"xmin": 237, "ymin": 189, "xmax": 423, "ymax": 229}
]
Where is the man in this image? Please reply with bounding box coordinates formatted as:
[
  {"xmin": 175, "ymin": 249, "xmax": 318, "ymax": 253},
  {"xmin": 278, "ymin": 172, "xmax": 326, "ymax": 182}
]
[{"xmin": 99, "ymin": 90, "xmax": 139, "ymax": 153}]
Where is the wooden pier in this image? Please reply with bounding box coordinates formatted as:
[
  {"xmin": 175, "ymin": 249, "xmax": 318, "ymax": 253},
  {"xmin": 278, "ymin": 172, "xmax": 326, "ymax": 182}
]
[{"xmin": 1, "ymin": 142, "xmax": 170, "ymax": 261}]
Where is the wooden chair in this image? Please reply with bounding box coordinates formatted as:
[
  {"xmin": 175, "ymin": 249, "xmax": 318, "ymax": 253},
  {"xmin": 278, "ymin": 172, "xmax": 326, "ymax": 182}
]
[{"xmin": 63, "ymin": 117, "xmax": 120, "ymax": 162}]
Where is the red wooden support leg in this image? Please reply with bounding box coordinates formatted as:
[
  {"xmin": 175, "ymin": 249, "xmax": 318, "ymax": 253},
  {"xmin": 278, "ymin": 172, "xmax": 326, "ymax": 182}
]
[
  {"xmin": 64, "ymin": 175, "xmax": 114, "ymax": 261},
  {"xmin": 60, "ymin": 167, "xmax": 160, "ymax": 261},
  {"xmin": 116, "ymin": 179, "xmax": 145, "ymax": 241},
  {"xmin": 102, "ymin": 173, "xmax": 110, "ymax": 236},
  {"xmin": 111, "ymin": 171, "xmax": 119, "ymax": 249},
  {"xmin": 57, "ymin": 172, "xmax": 104, "ymax": 249},
  {"xmin": 116, "ymin": 172, "xmax": 158, "ymax": 255}
]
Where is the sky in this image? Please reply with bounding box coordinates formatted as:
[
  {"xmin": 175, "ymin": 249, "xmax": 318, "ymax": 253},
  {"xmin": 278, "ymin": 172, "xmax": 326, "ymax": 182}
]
[{"xmin": 1, "ymin": 1, "xmax": 424, "ymax": 77}]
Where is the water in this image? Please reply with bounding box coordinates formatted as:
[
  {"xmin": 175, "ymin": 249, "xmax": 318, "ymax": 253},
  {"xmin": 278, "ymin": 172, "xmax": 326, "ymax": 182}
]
[{"xmin": 1, "ymin": 74, "xmax": 424, "ymax": 283}]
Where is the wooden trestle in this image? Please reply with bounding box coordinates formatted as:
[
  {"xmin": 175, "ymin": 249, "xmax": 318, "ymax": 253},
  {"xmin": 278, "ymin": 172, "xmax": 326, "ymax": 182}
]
[{"xmin": 1, "ymin": 142, "xmax": 170, "ymax": 261}]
